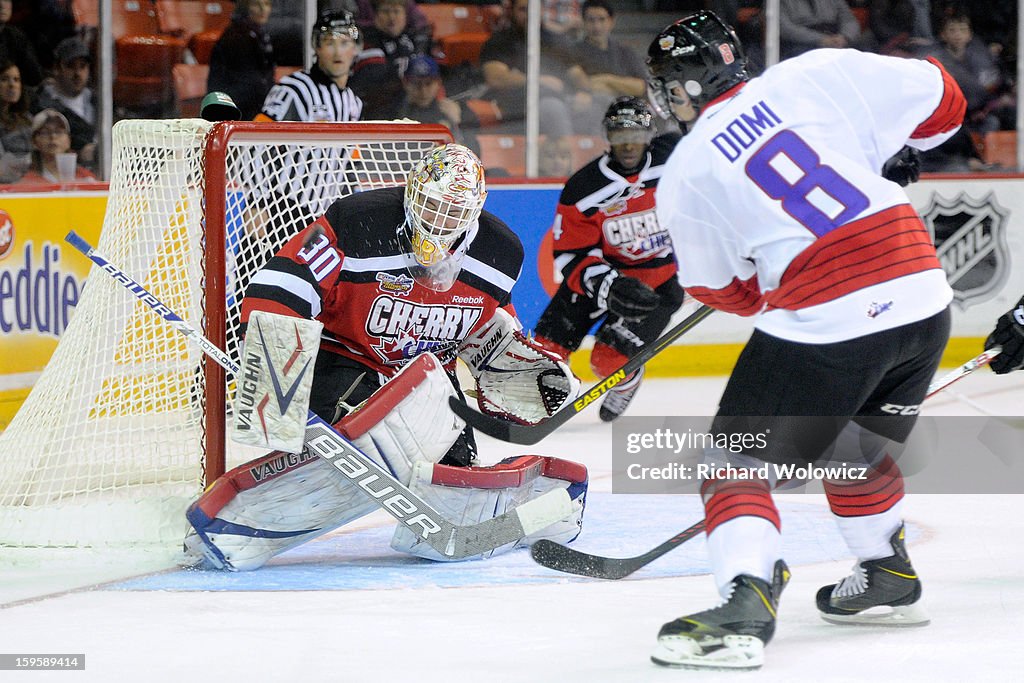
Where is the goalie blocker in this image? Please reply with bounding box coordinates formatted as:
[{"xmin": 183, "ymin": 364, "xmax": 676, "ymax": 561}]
[{"xmin": 185, "ymin": 352, "xmax": 588, "ymax": 570}]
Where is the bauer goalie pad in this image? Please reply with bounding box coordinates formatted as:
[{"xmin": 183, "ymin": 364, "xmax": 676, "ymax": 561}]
[
  {"xmin": 185, "ymin": 353, "xmax": 464, "ymax": 570},
  {"xmin": 391, "ymin": 455, "xmax": 588, "ymax": 561},
  {"xmin": 458, "ymin": 308, "xmax": 580, "ymax": 425},
  {"xmin": 231, "ymin": 310, "xmax": 323, "ymax": 453}
]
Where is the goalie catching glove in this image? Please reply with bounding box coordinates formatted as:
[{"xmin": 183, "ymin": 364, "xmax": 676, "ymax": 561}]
[
  {"xmin": 184, "ymin": 352, "xmax": 587, "ymax": 571},
  {"xmin": 458, "ymin": 308, "xmax": 580, "ymax": 425}
]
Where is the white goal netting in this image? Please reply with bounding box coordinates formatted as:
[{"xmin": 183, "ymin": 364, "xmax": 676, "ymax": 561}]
[{"xmin": 0, "ymin": 119, "xmax": 450, "ymax": 555}]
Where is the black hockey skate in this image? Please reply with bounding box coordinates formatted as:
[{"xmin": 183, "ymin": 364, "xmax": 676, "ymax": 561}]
[
  {"xmin": 598, "ymin": 367, "xmax": 643, "ymax": 422},
  {"xmin": 816, "ymin": 524, "xmax": 929, "ymax": 626},
  {"xmin": 652, "ymin": 560, "xmax": 790, "ymax": 670}
]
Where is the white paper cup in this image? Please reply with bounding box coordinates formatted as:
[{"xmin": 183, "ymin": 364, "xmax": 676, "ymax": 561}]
[{"xmin": 56, "ymin": 152, "xmax": 77, "ymax": 182}]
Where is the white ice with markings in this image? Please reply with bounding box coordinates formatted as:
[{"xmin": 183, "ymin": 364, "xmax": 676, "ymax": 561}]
[{"xmin": 1, "ymin": 372, "xmax": 1022, "ymax": 681}]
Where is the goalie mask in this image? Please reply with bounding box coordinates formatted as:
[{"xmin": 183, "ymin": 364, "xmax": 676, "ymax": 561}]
[
  {"xmin": 646, "ymin": 10, "xmax": 749, "ymax": 123},
  {"xmin": 402, "ymin": 144, "xmax": 487, "ymax": 291}
]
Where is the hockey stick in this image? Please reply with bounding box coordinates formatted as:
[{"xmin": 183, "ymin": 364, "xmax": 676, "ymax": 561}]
[
  {"xmin": 925, "ymin": 346, "xmax": 1001, "ymax": 398},
  {"xmin": 65, "ymin": 231, "xmax": 571, "ymax": 560},
  {"xmin": 531, "ymin": 520, "xmax": 706, "ymax": 580},
  {"xmin": 449, "ymin": 304, "xmax": 715, "ymax": 445},
  {"xmin": 532, "ymin": 347, "xmax": 1004, "ymax": 579}
]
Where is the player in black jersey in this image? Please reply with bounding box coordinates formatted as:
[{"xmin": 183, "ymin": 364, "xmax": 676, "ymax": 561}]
[
  {"xmin": 533, "ymin": 97, "xmax": 684, "ymax": 421},
  {"xmin": 183, "ymin": 144, "xmax": 588, "ymax": 571}
]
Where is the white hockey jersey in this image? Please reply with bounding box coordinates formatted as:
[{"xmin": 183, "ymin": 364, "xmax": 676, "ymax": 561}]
[{"xmin": 657, "ymin": 49, "xmax": 966, "ymax": 343}]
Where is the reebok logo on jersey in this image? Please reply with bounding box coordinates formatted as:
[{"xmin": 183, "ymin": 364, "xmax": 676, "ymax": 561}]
[{"xmin": 451, "ymin": 295, "xmax": 484, "ymax": 304}]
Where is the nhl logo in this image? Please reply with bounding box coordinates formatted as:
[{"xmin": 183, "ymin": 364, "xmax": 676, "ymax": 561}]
[{"xmin": 921, "ymin": 192, "xmax": 1010, "ymax": 308}]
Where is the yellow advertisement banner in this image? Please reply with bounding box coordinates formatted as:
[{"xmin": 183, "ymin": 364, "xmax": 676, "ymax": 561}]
[{"xmin": 0, "ymin": 192, "xmax": 106, "ymax": 429}]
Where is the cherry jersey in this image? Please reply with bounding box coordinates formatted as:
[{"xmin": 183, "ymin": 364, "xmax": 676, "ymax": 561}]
[
  {"xmin": 552, "ymin": 133, "xmax": 681, "ymax": 295},
  {"xmin": 656, "ymin": 49, "xmax": 966, "ymax": 343},
  {"xmin": 240, "ymin": 187, "xmax": 523, "ymax": 377}
]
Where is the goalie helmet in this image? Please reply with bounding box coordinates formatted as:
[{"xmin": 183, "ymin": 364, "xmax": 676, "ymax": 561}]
[
  {"xmin": 402, "ymin": 144, "xmax": 488, "ymax": 291},
  {"xmin": 646, "ymin": 10, "xmax": 749, "ymax": 122},
  {"xmin": 313, "ymin": 9, "xmax": 361, "ymax": 46}
]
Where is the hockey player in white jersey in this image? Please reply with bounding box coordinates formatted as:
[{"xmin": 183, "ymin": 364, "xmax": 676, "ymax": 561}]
[{"xmin": 644, "ymin": 10, "xmax": 967, "ymax": 670}]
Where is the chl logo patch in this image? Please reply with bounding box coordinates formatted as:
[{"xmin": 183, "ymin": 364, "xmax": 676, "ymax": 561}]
[{"xmin": 922, "ymin": 192, "xmax": 1010, "ymax": 308}]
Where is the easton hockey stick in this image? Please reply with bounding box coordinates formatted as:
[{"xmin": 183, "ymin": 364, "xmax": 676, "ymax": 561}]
[
  {"xmin": 533, "ymin": 347, "xmax": 1005, "ymax": 578},
  {"xmin": 65, "ymin": 231, "xmax": 571, "ymax": 560},
  {"xmin": 449, "ymin": 304, "xmax": 715, "ymax": 445},
  {"xmin": 925, "ymin": 346, "xmax": 1001, "ymax": 398}
]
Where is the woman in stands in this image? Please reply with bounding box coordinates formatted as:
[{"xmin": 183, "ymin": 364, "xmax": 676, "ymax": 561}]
[
  {"xmin": 0, "ymin": 60, "xmax": 31, "ymax": 183},
  {"xmin": 17, "ymin": 109, "xmax": 95, "ymax": 185}
]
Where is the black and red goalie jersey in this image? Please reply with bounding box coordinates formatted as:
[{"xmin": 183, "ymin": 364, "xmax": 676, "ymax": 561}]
[
  {"xmin": 552, "ymin": 132, "xmax": 681, "ymax": 295},
  {"xmin": 240, "ymin": 186, "xmax": 524, "ymax": 378}
]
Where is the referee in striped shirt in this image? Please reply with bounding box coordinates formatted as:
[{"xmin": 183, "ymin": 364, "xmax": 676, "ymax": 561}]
[{"xmin": 256, "ymin": 10, "xmax": 364, "ymax": 123}]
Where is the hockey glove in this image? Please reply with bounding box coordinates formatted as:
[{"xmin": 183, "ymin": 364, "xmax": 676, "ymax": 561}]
[
  {"xmin": 881, "ymin": 146, "xmax": 921, "ymax": 187},
  {"xmin": 985, "ymin": 295, "xmax": 1024, "ymax": 374},
  {"xmin": 604, "ymin": 273, "xmax": 660, "ymax": 321}
]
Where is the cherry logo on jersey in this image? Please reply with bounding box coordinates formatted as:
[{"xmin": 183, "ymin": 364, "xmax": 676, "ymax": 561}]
[
  {"xmin": 603, "ymin": 210, "xmax": 673, "ymax": 261},
  {"xmin": 376, "ymin": 272, "xmax": 414, "ymax": 295},
  {"xmin": 0, "ymin": 210, "xmax": 13, "ymax": 260},
  {"xmin": 366, "ymin": 295, "xmax": 483, "ymax": 365}
]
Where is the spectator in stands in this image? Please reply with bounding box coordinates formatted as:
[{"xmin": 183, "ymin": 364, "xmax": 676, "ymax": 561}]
[
  {"xmin": 567, "ymin": 0, "xmax": 646, "ymax": 98},
  {"xmin": 543, "ymin": 0, "xmax": 583, "ymax": 38},
  {"xmin": 779, "ymin": 0, "xmax": 873, "ymax": 59},
  {"xmin": 0, "ymin": 0, "xmax": 42, "ymax": 87},
  {"xmin": 353, "ymin": 0, "xmax": 430, "ymax": 40},
  {"xmin": 33, "ymin": 37, "xmax": 97, "ymax": 171},
  {"xmin": 926, "ymin": 13, "xmax": 1013, "ymax": 133},
  {"xmin": 538, "ymin": 135, "xmax": 574, "ymax": 177},
  {"xmin": 478, "ymin": 0, "xmax": 575, "ymax": 138},
  {"xmin": 868, "ymin": 0, "xmax": 933, "ymax": 57},
  {"xmin": 262, "ymin": 0, "xmax": 303, "ymax": 66},
  {"xmin": 565, "ymin": 0, "xmax": 647, "ymax": 134},
  {"xmin": 21, "ymin": 0, "xmax": 77, "ymax": 72},
  {"xmin": 872, "ymin": 0, "xmax": 929, "ymax": 56},
  {"xmin": 396, "ymin": 54, "xmax": 478, "ymax": 149},
  {"xmin": 208, "ymin": 0, "xmax": 276, "ymax": 121},
  {"xmin": 349, "ymin": 0, "xmax": 429, "ymax": 120},
  {"xmin": 0, "ymin": 60, "xmax": 31, "ymax": 183},
  {"xmin": 18, "ymin": 108, "xmax": 95, "ymax": 184}
]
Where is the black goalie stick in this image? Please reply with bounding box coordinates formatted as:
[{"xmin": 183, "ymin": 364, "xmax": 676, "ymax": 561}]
[{"xmin": 449, "ymin": 304, "xmax": 715, "ymax": 445}]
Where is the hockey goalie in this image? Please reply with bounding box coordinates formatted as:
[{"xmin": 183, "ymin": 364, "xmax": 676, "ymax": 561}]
[{"xmin": 184, "ymin": 144, "xmax": 587, "ymax": 570}]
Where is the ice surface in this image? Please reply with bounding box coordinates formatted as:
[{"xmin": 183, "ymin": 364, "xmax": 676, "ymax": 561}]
[{"xmin": 1, "ymin": 372, "xmax": 1022, "ymax": 681}]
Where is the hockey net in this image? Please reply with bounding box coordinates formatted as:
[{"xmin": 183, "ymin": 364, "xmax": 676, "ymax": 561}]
[{"xmin": 0, "ymin": 120, "xmax": 452, "ymax": 554}]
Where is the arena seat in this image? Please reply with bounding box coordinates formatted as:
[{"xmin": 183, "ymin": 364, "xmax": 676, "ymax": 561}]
[
  {"xmin": 172, "ymin": 63, "xmax": 210, "ymax": 117},
  {"xmin": 477, "ymin": 134, "xmax": 526, "ymax": 177}
]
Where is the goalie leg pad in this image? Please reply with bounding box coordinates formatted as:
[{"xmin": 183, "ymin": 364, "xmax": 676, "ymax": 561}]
[
  {"xmin": 390, "ymin": 455, "xmax": 588, "ymax": 561},
  {"xmin": 184, "ymin": 353, "xmax": 465, "ymax": 571}
]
